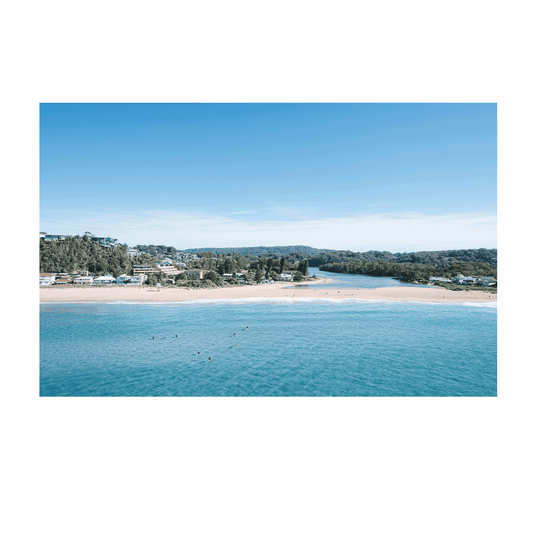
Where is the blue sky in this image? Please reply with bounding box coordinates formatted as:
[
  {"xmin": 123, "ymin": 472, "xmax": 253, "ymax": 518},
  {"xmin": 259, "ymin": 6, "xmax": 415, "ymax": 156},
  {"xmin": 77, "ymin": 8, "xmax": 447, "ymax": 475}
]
[{"xmin": 40, "ymin": 103, "xmax": 496, "ymax": 251}]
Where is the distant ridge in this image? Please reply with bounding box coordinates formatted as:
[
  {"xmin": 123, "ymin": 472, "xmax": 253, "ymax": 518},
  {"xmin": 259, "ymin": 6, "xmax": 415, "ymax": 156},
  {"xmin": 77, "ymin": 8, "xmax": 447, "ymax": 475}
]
[{"xmin": 183, "ymin": 245, "xmax": 337, "ymax": 256}]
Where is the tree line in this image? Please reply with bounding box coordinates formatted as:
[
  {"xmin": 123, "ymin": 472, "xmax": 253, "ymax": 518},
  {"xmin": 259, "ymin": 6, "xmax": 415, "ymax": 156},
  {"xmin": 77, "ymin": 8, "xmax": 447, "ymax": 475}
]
[
  {"xmin": 183, "ymin": 245, "xmax": 334, "ymax": 256},
  {"xmin": 319, "ymin": 260, "xmax": 497, "ymax": 282},
  {"xmin": 308, "ymin": 248, "xmax": 497, "ymax": 268}
]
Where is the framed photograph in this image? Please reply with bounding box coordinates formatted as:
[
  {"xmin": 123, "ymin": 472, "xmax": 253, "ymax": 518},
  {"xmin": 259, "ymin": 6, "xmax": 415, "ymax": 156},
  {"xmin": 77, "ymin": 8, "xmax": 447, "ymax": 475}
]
[{"xmin": 19, "ymin": 84, "xmax": 516, "ymax": 416}]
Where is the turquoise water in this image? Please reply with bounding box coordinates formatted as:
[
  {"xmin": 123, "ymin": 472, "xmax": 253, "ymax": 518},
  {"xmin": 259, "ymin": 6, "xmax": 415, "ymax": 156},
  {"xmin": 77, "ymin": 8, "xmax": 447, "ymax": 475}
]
[
  {"xmin": 40, "ymin": 297, "xmax": 497, "ymax": 397},
  {"xmin": 292, "ymin": 267, "xmax": 440, "ymax": 290}
]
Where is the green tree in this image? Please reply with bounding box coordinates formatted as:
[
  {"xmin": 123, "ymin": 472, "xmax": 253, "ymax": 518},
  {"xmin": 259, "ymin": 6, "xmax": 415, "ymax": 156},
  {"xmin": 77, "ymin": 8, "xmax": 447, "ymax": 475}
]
[
  {"xmin": 254, "ymin": 268, "xmax": 263, "ymax": 283},
  {"xmin": 297, "ymin": 259, "xmax": 309, "ymax": 276},
  {"xmin": 205, "ymin": 270, "xmax": 222, "ymax": 284},
  {"xmin": 293, "ymin": 271, "xmax": 304, "ymax": 282}
]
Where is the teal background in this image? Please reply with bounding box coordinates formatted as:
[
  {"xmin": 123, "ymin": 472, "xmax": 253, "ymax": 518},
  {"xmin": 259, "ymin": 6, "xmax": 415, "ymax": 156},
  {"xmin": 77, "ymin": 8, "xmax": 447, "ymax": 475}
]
[{"xmin": 0, "ymin": 1, "xmax": 532, "ymax": 532}]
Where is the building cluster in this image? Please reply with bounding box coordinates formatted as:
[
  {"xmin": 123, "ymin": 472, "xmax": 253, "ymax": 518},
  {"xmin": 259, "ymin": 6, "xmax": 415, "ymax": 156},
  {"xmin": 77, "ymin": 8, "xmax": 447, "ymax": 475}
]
[
  {"xmin": 39, "ymin": 272, "xmax": 147, "ymax": 286},
  {"xmin": 39, "ymin": 232, "xmax": 303, "ymax": 286},
  {"xmin": 429, "ymin": 274, "xmax": 496, "ymax": 287},
  {"xmin": 39, "ymin": 261, "xmax": 187, "ymax": 287}
]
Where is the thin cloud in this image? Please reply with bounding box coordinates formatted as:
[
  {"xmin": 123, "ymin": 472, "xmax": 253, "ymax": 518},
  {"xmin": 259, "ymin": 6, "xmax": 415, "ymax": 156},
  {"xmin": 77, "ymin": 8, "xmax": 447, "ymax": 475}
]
[{"xmin": 40, "ymin": 210, "xmax": 497, "ymax": 252}]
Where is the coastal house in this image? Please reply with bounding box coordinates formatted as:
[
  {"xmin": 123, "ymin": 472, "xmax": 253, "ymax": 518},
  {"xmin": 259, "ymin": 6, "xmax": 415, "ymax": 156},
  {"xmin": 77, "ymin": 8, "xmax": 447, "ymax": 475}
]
[
  {"xmin": 187, "ymin": 270, "xmax": 205, "ymax": 280},
  {"xmin": 90, "ymin": 236, "xmax": 117, "ymax": 248},
  {"xmin": 93, "ymin": 275, "xmax": 116, "ymax": 284},
  {"xmin": 129, "ymin": 275, "xmax": 145, "ymax": 286},
  {"xmin": 457, "ymin": 276, "xmax": 478, "ymax": 285},
  {"xmin": 116, "ymin": 274, "xmax": 131, "ymax": 284},
  {"xmin": 127, "ymin": 248, "xmax": 140, "ymax": 257},
  {"xmin": 73, "ymin": 276, "xmax": 94, "ymax": 285},
  {"xmin": 133, "ymin": 264, "xmax": 159, "ymax": 276},
  {"xmin": 280, "ymin": 273, "xmax": 293, "ymax": 281},
  {"xmin": 39, "ymin": 274, "xmax": 56, "ymax": 286},
  {"xmin": 157, "ymin": 263, "xmax": 183, "ymax": 276},
  {"xmin": 41, "ymin": 234, "xmax": 70, "ymax": 241},
  {"xmin": 132, "ymin": 263, "xmax": 182, "ymax": 277},
  {"xmin": 54, "ymin": 276, "xmax": 72, "ymax": 285}
]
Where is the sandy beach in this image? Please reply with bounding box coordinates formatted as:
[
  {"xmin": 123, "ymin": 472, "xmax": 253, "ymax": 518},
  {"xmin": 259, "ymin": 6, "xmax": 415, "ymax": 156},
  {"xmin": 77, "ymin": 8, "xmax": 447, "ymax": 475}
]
[{"xmin": 40, "ymin": 280, "xmax": 496, "ymax": 303}]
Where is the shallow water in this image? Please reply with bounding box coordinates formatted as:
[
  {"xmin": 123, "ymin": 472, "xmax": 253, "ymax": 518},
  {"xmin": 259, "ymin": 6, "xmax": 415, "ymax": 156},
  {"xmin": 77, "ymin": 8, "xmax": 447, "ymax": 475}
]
[
  {"xmin": 40, "ymin": 298, "xmax": 497, "ymax": 396},
  {"xmin": 290, "ymin": 267, "xmax": 440, "ymax": 290}
]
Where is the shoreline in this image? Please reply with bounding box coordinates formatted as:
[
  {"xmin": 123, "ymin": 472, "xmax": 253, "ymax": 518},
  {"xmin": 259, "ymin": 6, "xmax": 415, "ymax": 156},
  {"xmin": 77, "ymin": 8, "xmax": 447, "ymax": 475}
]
[{"xmin": 39, "ymin": 280, "xmax": 496, "ymax": 304}]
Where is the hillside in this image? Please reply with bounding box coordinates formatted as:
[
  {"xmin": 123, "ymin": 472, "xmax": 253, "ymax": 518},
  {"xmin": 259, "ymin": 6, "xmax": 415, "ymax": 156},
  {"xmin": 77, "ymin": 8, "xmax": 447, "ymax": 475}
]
[
  {"xmin": 307, "ymin": 248, "xmax": 497, "ymax": 268},
  {"xmin": 183, "ymin": 245, "xmax": 336, "ymax": 256},
  {"xmin": 40, "ymin": 236, "xmax": 156, "ymax": 276}
]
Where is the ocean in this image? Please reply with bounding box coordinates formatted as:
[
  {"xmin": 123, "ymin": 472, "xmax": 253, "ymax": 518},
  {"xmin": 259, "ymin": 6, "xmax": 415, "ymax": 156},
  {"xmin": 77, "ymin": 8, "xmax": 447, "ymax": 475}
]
[{"xmin": 40, "ymin": 270, "xmax": 497, "ymax": 396}]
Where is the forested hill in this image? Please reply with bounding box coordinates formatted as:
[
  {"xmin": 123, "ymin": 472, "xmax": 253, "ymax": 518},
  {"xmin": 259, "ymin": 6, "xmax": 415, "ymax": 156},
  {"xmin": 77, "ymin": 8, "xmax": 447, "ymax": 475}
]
[
  {"xmin": 40, "ymin": 236, "xmax": 156, "ymax": 276},
  {"xmin": 307, "ymin": 248, "xmax": 497, "ymax": 268},
  {"xmin": 183, "ymin": 245, "xmax": 336, "ymax": 256}
]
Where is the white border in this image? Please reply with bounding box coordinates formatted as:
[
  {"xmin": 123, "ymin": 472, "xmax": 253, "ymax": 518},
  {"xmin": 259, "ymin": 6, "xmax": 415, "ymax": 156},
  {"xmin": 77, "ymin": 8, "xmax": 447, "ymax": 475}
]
[{"xmin": 18, "ymin": 84, "xmax": 516, "ymax": 416}]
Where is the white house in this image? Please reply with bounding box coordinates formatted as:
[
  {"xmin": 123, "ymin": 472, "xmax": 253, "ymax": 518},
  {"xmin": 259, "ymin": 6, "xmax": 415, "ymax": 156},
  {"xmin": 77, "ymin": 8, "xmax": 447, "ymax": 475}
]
[
  {"xmin": 93, "ymin": 275, "xmax": 116, "ymax": 284},
  {"xmin": 280, "ymin": 273, "xmax": 293, "ymax": 281},
  {"xmin": 116, "ymin": 274, "xmax": 131, "ymax": 284},
  {"xmin": 458, "ymin": 276, "xmax": 478, "ymax": 285},
  {"xmin": 188, "ymin": 270, "xmax": 205, "ymax": 280},
  {"xmin": 129, "ymin": 275, "xmax": 145, "ymax": 285},
  {"xmin": 39, "ymin": 274, "xmax": 56, "ymax": 286},
  {"xmin": 73, "ymin": 276, "xmax": 94, "ymax": 285}
]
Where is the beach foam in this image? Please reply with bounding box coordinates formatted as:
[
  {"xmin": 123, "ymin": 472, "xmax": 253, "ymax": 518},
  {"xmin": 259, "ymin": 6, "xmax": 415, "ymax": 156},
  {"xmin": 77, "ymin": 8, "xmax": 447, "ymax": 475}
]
[{"xmin": 104, "ymin": 297, "xmax": 497, "ymax": 308}]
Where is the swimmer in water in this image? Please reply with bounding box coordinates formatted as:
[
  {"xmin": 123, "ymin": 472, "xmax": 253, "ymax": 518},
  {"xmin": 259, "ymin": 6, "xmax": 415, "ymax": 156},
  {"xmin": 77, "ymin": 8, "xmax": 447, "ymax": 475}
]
[{"xmin": 208, "ymin": 357, "xmax": 211, "ymax": 361}]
